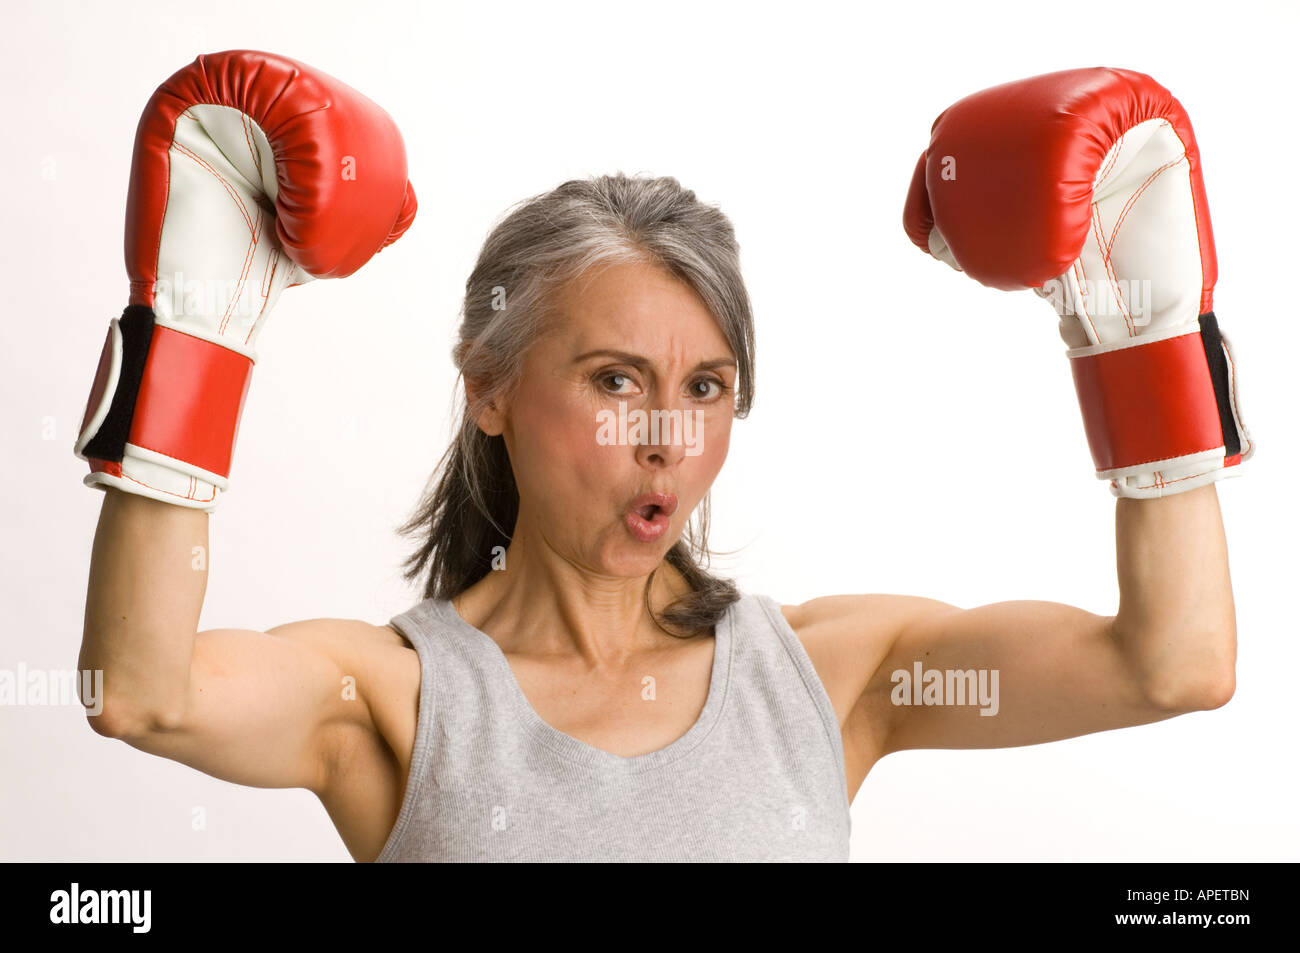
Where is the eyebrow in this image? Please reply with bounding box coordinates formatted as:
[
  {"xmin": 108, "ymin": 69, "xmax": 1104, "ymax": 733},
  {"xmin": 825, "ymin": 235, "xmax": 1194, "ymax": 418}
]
[{"xmin": 571, "ymin": 349, "xmax": 737, "ymax": 372}]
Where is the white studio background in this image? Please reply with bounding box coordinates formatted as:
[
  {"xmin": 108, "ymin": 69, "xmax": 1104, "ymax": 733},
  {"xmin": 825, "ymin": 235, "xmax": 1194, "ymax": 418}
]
[{"xmin": 2, "ymin": 0, "xmax": 1296, "ymax": 862}]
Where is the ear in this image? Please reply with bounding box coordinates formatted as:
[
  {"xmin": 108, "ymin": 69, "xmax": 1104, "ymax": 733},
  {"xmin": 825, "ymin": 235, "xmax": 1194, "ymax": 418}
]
[{"xmin": 464, "ymin": 375, "xmax": 507, "ymax": 437}]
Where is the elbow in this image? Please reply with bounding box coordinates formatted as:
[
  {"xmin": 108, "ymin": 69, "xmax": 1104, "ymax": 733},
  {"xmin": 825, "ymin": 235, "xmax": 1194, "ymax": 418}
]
[
  {"xmin": 86, "ymin": 698, "xmax": 184, "ymax": 741},
  {"xmin": 86, "ymin": 701, "xmax": 139, "ymax": 740},
  {"xmin": 1198, "ymin": 669, "xmax": 1236, "ymax": 710},
  {"xmin": 1124, "ymin": 616, "xmax": 1237, "ymax": 712},
  {"xmin": 1144, "ymin": 667, "xmax": 1236, "ymax": 712}
]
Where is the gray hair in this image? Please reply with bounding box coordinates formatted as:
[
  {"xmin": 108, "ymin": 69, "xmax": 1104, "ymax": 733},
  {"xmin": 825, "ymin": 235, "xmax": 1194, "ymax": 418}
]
[{"xmin": 398, "ymin": 173, "xmax": 755, "ymax": 635}]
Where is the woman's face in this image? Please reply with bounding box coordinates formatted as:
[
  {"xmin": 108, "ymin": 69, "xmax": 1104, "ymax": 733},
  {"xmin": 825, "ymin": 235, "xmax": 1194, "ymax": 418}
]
[{"xmin": 492, "ymin": 260, "xmax": 737, "ymax": 579}]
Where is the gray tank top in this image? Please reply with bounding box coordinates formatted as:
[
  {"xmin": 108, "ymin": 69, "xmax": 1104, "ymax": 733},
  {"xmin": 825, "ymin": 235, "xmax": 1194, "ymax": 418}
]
[{"xmin": 376, "ymin": 591, "xmax": 851, "ymax": 862}]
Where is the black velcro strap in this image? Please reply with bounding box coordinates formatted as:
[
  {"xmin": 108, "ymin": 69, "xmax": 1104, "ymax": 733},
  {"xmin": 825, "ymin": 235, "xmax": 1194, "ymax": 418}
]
[
  {"xmin": 1198, "ymin": 312, "xmax": 1241, "ymax": 459},
  {"xmin": 81, "ymin": 305, "xmax": 155, "ymax": 463}
]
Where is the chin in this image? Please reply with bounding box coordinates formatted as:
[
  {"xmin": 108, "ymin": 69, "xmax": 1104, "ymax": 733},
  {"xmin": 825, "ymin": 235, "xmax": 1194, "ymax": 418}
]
[{"xmin": 599, "ymin": 542, "xmax": 673, "ymax": 578}]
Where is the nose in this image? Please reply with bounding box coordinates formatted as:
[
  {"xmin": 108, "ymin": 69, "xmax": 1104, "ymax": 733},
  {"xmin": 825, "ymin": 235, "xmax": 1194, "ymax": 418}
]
[
  {"xmin": 638, "ymin": 441, "xmax": 686, "ymax": 469},
  {"xmin": 633, "ymin": 402, "xmax": 691, "ymax": 470}
]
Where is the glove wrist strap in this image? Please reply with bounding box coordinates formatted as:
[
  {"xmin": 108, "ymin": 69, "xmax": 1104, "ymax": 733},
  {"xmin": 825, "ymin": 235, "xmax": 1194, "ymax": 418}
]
[
  {"xmin": 1067, "ymin": 312, "xmax": 1244, "ymax": 479},
  {"xmin": 76, "ymin": 306, "xmax": 255, "ymax": 502}
]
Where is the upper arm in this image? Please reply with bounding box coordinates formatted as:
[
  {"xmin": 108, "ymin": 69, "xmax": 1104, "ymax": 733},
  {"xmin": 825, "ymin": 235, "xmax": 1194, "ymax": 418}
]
[
  {"xmin": 106, "ymin": 619, "xmax": 388, "ymax": 796},
  {"xmin": 791, "ymin": 593, "xmax": 1200, "ymax": 760}
]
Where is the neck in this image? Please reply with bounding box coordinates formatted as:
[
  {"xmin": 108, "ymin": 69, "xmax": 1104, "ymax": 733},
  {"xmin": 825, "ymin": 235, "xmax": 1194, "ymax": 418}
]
[{"xmin": 451, "ymin": 520, "xmax": 698, "ymax": 665}]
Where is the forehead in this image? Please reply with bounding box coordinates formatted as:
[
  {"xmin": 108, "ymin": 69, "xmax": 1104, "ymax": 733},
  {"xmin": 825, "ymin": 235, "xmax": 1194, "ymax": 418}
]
[{"xmin": 552, "ymin": 260, "xmax": 725, "ymax": 345}]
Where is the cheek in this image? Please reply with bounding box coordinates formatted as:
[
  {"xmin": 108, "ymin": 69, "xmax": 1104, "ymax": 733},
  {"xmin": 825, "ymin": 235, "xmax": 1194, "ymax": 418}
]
[
  {"xmin": 509, "ymin": 384, "xmax": 613, "ymax": 495},
  {"xmin": 684, "ymin": 408, "xmax": 731, "ymax": 486}
]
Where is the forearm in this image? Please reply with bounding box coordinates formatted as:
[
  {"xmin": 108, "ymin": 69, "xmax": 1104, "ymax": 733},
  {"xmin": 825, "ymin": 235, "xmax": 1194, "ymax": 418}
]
[
  {"xmin": 1112, "ymin": 483, "xmax": 1236, "ymax": 707},
  {"xmin": 79, "ymin": 488, "xmax": 209, "ymax": 728}
]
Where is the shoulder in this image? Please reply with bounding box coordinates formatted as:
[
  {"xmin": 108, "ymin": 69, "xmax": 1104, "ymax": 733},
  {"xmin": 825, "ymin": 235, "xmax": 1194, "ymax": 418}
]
[
  {"xmin": 772, "ymin": 593, "xmax": 957, "ymax": 726},
  {"xmin": 263, "ymin": 617, "xmax": 414, "ymax": 673},
  {"xmin": 266, "ymin": 617, "xmax": 420, "ymax": 751}
]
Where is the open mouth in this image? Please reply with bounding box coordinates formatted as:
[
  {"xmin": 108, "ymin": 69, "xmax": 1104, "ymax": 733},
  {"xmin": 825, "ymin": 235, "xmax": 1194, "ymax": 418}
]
[{"xmin": 624, "ymin": 492, "xmax": 678, "ymax": 542}]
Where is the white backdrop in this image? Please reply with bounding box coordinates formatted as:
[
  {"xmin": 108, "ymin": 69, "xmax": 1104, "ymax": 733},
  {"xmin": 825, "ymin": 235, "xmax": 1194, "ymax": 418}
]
[{"xmin": 2, "ymin": 0, "xmax": 1296, "ymax": 862}]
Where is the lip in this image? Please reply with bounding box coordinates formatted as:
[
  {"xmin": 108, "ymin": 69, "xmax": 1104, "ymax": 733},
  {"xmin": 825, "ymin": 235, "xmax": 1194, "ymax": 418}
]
[{"xmin": 623, "ymin": 491, "xmax": 679, "ymax": 543}]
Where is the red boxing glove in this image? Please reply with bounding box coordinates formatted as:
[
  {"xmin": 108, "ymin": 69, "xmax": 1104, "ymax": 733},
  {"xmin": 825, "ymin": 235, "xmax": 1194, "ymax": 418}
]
[
  {"xmin": 75, "ymin": 50, "xmax": 417, "ymax": 509},
  {"xmin": 904, "ymin": 67, "xmax": 1252, "ymax": 498}
]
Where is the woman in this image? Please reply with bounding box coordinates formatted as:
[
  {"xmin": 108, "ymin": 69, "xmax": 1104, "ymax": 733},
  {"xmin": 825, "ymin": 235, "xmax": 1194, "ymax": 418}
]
[{"xmin": 78, "ymin": 55, "xmax": 1245, "ymax": 863}]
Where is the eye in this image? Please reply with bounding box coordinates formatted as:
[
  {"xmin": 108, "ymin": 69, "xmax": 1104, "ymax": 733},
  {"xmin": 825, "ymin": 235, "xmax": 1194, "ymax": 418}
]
[
  {"xmin": 596, "ymin": 371, "xmax": 637, "ymax": 395},
  {"xmin": 689, "ymin": 377, "xmax": 730, "ymax": 401}
]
